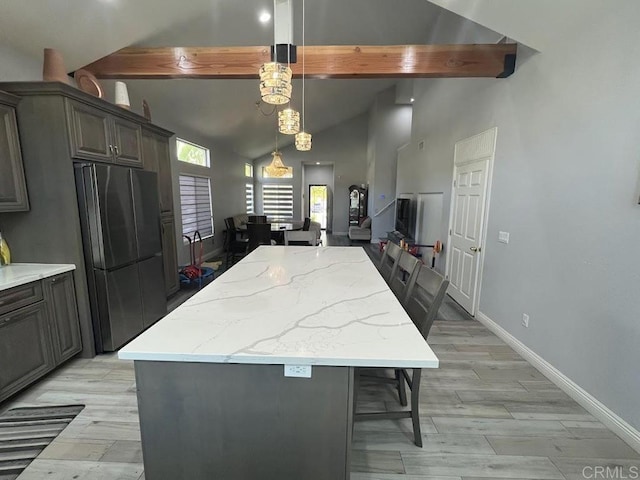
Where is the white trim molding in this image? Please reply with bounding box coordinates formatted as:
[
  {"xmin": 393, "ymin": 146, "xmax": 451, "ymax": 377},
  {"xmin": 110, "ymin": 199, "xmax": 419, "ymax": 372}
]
[{"xmin": 476, "ymin": 311, "xmax": 640, "ymax": 454}]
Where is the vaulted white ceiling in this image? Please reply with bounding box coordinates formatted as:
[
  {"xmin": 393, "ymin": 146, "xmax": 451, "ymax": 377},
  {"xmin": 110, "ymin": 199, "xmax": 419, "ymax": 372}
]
[{"xmin": 0, "ymin": 0, "xmax": 507, "ymax": 158}]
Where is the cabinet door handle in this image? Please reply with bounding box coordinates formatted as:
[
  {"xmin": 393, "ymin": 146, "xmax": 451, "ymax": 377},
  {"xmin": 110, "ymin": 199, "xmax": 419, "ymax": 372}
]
[
  {"xmin": 114, "ymin": 145, "xmax": 120, "ymax": 157},
  {"xmin": 50, "ymin": 277, "xmax": 58, "ymax": 283},
  {"xmin": 109, "ymin": 144, "xmax": 114, "ymax": 155}
]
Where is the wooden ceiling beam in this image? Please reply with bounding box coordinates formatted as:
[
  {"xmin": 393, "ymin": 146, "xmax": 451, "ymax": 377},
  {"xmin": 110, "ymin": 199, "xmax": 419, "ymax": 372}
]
[{"xmin": 81, "ymin": 44, "xmax": 517, "ymax": 80}]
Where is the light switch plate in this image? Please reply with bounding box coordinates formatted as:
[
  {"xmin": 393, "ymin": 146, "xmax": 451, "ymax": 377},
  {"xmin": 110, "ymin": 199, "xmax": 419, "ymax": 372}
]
[
  {"xmin": 498, "ymin": 231, "xmax": 510, "ymax": 244},
  {"xmin": 284, "ymin": 365, "xmax": 312, "ymax": 378}
]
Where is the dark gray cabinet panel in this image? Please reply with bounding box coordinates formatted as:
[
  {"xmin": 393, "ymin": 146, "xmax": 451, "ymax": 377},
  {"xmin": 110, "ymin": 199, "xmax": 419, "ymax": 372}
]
[
  {"xmin": 67, "ymin": 100, "xmax": 113, "ymax": 163},
  {"xmin": 0, "ymin": 92, "xmax": 29, "ymax": 212},
  {"xmin": 45, "ymin": 273, "xmax": 82, "ymax": 363},
  {"xmin": 141, "ymin": 130, "xmax": 159, "ymax": 172},
  {"xmin": 161, "ymin": 215, "xmax": 179, "ymax": 296},
  {"xmin": 0, "ymin": 281, "xmax": 43, "ymax": 316},
  {"xmin": 0, "ymin": 302, "xmax": 55, "ymax": 402},
  {"xmin": 155, "ymin": 136, "xmax": 173, "ymax": 214},
  {"xmin": 113, "ymin": 117, "xmax": 142, "ymax": 167}
]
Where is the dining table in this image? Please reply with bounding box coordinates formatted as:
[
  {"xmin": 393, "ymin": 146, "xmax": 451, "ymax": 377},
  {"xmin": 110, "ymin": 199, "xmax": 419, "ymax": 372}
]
[
  {"xmin": 237, "ymin": 221, "xmax": 301, "ymax": 243},
  {"xmin": 119, "ymin": 246, "xmax": 438, "ymax": 480}
]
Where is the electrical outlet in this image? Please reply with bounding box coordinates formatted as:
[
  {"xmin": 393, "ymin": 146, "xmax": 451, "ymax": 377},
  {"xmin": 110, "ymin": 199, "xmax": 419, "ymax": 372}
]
[
  {"xmin": 284, "ymin": 365, "xmax": 312, "ymax": 378},
  {"xmin": 498, "ymin": 231, "xmax": 510, "ymax": 244},
  {"xmin": 522, "ymin": 313, "xmax": 529, "ymax": 328}
]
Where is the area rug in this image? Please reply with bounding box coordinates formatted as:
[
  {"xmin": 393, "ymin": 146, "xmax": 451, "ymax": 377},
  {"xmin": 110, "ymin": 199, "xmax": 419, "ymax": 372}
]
[{"xmin": 0, "ymin": 405, "xmax": 84, "ymax": 480}]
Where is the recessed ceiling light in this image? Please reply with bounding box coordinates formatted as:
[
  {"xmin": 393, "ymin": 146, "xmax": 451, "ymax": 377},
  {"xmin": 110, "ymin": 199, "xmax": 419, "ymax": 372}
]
[
  {"xmin": 410, "ymin": 97, "xmax": 415, "ymax": 103},
  {"xmin": 316, "ymin": 162, "xmax": 320, "ymax": 165},
  {"xmin": 259, "ymin": 11, "xmax": 271, "ymax": 23}
]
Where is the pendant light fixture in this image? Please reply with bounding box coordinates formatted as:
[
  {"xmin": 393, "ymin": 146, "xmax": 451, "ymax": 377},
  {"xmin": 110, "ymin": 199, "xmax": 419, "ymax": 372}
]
[
  {"xmin": 264, "ymin": 126, "xmax": 291, "ymax": 178},
  {"xmin": 278, "ymin": 107, "xmax": 300, "ymax": 134},
  {"xmin": 259, "ymin": 0, "xmax": 293, "ymax": 105},
  {"xmin": 295, "ymin": 0, "xmax": 312, "ymax": 151}
]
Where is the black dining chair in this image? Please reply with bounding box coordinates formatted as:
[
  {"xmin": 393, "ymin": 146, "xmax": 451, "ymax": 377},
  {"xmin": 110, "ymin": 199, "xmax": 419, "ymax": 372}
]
[
  {"xmin": 247, "ymin": 222, "xmax": 273, "ymax": 252},
  {"xmin": 354, "ymin": 265, "xmax": 449, "ymax": 447},
  {"xmin": 248, "ymin": 215, "xmax": 267, "ymax": 224},
  {"xmin": 224, "ymin": 217, "xmax": 249, "ymax": 266}
]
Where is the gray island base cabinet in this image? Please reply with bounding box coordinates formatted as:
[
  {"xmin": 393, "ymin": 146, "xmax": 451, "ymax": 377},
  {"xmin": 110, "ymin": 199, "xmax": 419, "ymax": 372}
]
[
  {"xmin": 136, "ymin": 362, "xmax": 353, "ymax": 480},
  {"xmin": 0, "ymin": 268, "xmax": 81, "ymax": 402}
]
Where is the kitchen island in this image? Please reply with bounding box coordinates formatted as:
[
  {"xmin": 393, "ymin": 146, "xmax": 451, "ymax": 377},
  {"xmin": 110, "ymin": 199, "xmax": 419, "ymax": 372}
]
[{"xmin": 119, "ymin": 246, "xmax": 438, "ymax": 480}]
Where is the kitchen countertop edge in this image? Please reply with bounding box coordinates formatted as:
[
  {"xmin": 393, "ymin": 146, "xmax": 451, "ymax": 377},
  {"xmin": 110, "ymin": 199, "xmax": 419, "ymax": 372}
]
[{"xmin": 0, "ymin": 263, "xmax": 77, "ymax": 292}]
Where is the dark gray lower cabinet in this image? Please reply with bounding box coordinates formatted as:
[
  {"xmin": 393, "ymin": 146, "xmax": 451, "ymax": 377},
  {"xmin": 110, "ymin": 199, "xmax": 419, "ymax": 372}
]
[
  {"xmin": 0, "ymin": 272, "xmax": 82, "ymax": 402},
  {"xmin": 0, "ymin": 302, "xmax": 56, "ymax": 401},
  {"xmin": 45, "ymin": 273, "xmax": 82, "ymax": 363}
]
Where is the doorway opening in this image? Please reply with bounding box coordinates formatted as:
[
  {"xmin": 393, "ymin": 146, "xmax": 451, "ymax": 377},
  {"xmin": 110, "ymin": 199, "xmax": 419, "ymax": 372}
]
[{"xmin": 309, "ymin": 185, "xmax": 328, "ymax": 229}]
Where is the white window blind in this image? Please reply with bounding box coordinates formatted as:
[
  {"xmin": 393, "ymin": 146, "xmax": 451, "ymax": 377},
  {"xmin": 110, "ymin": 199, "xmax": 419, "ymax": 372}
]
[
  {"xmin": 262, "ymin": 184, "xmax": 293, "ymax": 221},
  {"xmin": 246, "ymin": 183, "xmax": 254, "ymax": 214},
  {"xmin": 179, "ymin": 175, "xmax": 214, "ymax": 239}
]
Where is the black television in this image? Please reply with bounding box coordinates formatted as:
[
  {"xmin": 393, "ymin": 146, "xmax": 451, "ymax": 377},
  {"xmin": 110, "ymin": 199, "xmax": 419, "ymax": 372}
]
[{"xmin": 395, "ymin": 198, "xmax": 412, "ymax": 237}]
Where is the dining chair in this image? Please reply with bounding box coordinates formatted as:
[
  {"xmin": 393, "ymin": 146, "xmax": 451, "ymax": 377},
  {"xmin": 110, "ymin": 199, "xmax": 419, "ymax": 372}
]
[
  {"xmin": 378, "ymin": 241, "xmax": 402, "ymax": 282},
  {"xmin": 224, "ymin": 217, "xmax": 249, "ymax": 266},
  {"xmin": 388, "ymin": 251, "xmax": 421, "ymax": 299},
  {"xmin": 354, "ymin": 264, "xmax": 449, "ymax": 448},
  {"xmin": 284, "ymin": 230, "xmax": 318, "ymax": 246},
  {"xmin": 248, "ymin": 215, "xmax": 267, "ymax": 224},
  {"xmin": 403, "ymin": 265, "xmax": 450, "ymax": 337},
  {"xmin": 308, "ymin": 221, "xmax": 322, "ymax": 245},
  {"xmin": 247, "ymin": 222, "xmax": 273, "ymax": 252}
]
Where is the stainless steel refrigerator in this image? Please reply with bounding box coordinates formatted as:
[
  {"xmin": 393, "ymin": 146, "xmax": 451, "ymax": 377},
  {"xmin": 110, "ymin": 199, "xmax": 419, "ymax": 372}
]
[{"xmin": 76, "ymin": 164, "xmax": 167, "ymax": 353}]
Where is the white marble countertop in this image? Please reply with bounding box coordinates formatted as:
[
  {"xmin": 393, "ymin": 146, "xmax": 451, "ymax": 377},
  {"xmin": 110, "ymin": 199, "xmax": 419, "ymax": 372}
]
[
  {"xmin": 0, "ymin": 263, "xmax": 76, "ymax": 292},
  {"xmin": 119, "ymin": 247, "xmax": 439, "ymax": 368}
]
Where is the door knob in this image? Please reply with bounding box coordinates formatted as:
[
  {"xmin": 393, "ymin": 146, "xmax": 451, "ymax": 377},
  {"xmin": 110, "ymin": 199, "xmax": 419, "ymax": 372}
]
[{"xmin": 470, "ymin": 246, "xmax": 481, "ymax": 252}]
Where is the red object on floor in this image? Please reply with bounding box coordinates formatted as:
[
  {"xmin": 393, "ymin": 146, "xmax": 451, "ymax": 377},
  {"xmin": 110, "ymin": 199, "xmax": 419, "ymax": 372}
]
[{"xmin": 379, "ymin": 240, "xmax": 388, "ymax": 253}]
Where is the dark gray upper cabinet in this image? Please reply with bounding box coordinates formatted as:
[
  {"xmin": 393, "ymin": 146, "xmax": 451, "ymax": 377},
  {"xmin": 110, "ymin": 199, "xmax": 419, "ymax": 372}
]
[
  {"xmin": 112, "ymin": 117, "xmax": 142, "ymax": 167},
  {"xmin": 0, "ymin": 91, "xmax": 29, "ymax": 212},
  {"xmin": 44, "ymin": 272, "xmax": 82, "ymax": 363},
  {"xmin": 67, "ymin": 99, "xmax": 142, "ymax": 167},
  {"xmin": 142, "ymin": 128, "xmax": 173, "ymax": 214},
  {"xmin": 67, "ymin": 100, "xmax": 112, "ymax": 162}
]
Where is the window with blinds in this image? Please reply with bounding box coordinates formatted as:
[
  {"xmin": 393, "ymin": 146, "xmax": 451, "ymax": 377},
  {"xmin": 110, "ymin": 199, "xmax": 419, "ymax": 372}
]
[
  {"xmin": 179, "ymin": 175, "xmax": 214, "ymax": 239},
  {"xmin": 246, "ymin": 183, "xmax": 254, "ymax": 214},
  {"xmin": 262, "ymin": 184, "xmax": 293, "ymax": 221}
]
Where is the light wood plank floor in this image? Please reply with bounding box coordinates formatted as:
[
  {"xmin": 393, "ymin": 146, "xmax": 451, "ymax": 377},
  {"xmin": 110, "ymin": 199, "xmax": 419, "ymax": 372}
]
[{"xmin": 3, "ymin": 309, "xmax": 639, "ymax": 479}]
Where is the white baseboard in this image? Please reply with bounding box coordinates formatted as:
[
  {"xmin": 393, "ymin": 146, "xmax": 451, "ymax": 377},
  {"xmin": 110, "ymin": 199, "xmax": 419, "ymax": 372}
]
[{"xmin": 476, "ymin": 311, "xmax": 640, "ymax": 454}]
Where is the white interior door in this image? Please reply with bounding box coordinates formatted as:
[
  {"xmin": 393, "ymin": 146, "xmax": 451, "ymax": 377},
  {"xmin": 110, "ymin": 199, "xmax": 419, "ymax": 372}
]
[{"xmin": 446, "ymin": 128, "xmax": 496, "ymax": 315}]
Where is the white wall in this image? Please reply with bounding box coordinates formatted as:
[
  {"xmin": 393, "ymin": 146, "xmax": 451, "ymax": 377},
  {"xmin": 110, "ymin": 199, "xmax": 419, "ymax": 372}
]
[
  {"xmin": 254, "ymin": 113, "xmax": 369, "ymax": 235},
  {"xmin": 0, "ymin": 45, "xmax": 41, "ymax": 81},
  {"xmin": 367, "ymin": 88, "xmax": 412, "ymax": 241},
  {"xmin": 401, "ymin": 2, "xmax": 640, "ymax": 430}
]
